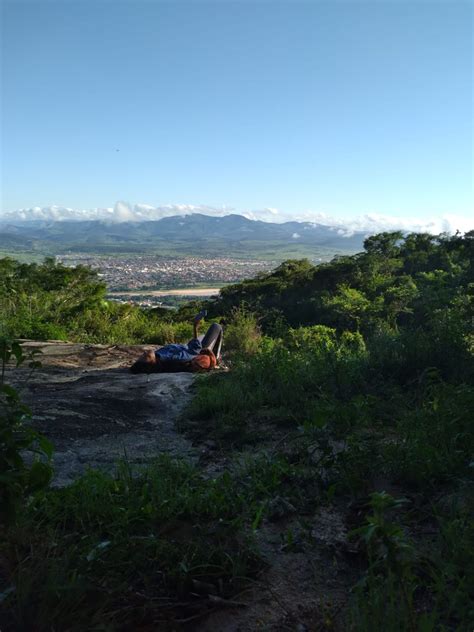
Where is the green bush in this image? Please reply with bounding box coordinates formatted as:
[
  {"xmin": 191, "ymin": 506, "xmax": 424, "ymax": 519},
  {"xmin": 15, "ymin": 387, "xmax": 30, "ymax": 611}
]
[
  {"xmin": 224, "ymin": 307, "xmax": 262, "ymax": 356},
  {"xmin": 287, "ymin": 324, "xmax": 337, "ymax": 352},
  {"xmin": 0, "ymin": 339, "xmax": 53, "ymax": 525}
]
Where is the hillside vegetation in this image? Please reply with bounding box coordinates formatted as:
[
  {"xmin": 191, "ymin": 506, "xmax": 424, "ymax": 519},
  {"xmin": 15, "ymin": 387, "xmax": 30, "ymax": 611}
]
[
  {"xmin": 0, "ymin": 256, "xmax": 194, "ymax": 344},
  {"xmin": 1, "ymin": 231, "xmax": 473, "ymax": 630},
  {"xmin": 211, "ymin": 230, "xmax": 473, "ymax": 341}
]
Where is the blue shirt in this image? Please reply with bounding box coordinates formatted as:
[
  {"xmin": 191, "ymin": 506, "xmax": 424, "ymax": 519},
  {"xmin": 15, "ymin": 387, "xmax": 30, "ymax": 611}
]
[{"xmin": 155, "ymin": 338, "xmax": 202, "ymax": 363}]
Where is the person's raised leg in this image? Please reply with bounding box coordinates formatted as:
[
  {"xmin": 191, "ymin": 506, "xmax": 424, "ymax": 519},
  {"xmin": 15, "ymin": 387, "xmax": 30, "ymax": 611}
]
[{"xmin": 201, "ymin": 323, "xmax": 223, "ymax": 359}]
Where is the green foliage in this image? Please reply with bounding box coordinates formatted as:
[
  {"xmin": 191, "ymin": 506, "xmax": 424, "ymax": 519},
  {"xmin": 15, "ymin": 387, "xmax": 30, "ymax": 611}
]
[
  {"xmin": 208, "ymin": 231, "xmax": 474, "ymax": 343},
  {"xmin": 67, "ymin": 302, "xmax": 193, "ymax": 345},
  {"xmin": 187, "ymin": 329, "xmax": 369, "ymax": 444},
  {"xmin": 382, "ymin": 382, "xmax": 474, "ymax": 486},
  {"xmin": 348, "ymin": 493, "xmax": 417, "ymax": 631},
  {"xmin": 189, "ymin": 290, "xmax": 473, "ymax": 627},
  {"xmin": 0, "ymin": 339, "xmax": 53, "ymax": 525},
  {"xmin": 286, "ymin": 324, "xmax": 337, "ymax": 352},
  {"xmin": 350, "ymin": 492, "xmax": 412, "ymax": 571},
  {"xmin": 349, "ymin": 492, "xmax": 474, "ymax": 631},
  {"xmin": 0, "ymin": 257, "xmax": 192, "ymax": 345},
  {"xmin": 0, "ymin": 257, "xmax": 105, "ymax": 338},
  {"xmin": 1, "ymin": 453, "xmax": 318, "ymax": 630},
  {"xmin": 2, "ymin": 231, "xmax": 474, "ymax": 627},
  {"xmin": 322, "ymin": 284, "xmax": 372, "ymax": 331},
  {"xmin": 223, "ymin": 306, "xmax": 262, "ymax": 356},
  {"xmin": 430, "ymin": 508, "xmax": 474, "ymax": 628}
]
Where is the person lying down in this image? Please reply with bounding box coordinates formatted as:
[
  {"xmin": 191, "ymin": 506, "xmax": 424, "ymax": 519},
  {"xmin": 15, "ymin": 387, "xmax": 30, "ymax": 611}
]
[{"xmin": 130, "ymin": 311, "xmax": 223, "ymax": 374}]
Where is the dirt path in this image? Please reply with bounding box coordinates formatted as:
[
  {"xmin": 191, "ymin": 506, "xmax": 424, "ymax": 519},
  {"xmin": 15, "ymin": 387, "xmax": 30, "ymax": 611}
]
[{"xmin": 109, "ymin": 287, "xmax": 220, "ymax": 297}]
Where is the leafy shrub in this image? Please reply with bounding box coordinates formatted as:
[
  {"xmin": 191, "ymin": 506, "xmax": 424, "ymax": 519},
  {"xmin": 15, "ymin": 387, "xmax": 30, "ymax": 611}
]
[
  {"xmin": 224, "ymin": 307, "xmax": 262, "ymax": 356},
  {"xmin": 27, "ymin": 321, "xmax": 69, "ymax": 341},
  {"xmin": 145, "ymin": 321, "xmax": 192, "ymax": 345},
  {"xmin": 0, "ymin": 339, "xmax": 53, "ymax": 524},
  {"xmin": 349, "ymin": 492, "xmax": 474, "ymax": 631},
  {"xmin": 287, "ymin": 324, "xmax": 337, "ymax": 353},
  {"xmin": 340, "ymin": 330, "xmax": 367, "ymax": 355}
]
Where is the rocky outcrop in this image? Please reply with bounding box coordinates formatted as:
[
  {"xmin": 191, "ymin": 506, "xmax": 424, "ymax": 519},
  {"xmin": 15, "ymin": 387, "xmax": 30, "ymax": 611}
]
[{"xmin": 7, "ymin": 342, "xmax": 199, "ymax": 486}]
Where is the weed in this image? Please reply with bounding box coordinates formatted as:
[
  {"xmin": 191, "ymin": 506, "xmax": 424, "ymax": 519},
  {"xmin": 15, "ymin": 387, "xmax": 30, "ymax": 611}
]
[
  {"xmin": 0, "ymin": 338, "xmax": 53, "ymax": 525},
  {"xmin": 224, "ymin": 306, "xmax": 262, "ymax": 356},
  {"xmin": 1, "ymin": 457, "xmax": 262, "ymax": 630}
]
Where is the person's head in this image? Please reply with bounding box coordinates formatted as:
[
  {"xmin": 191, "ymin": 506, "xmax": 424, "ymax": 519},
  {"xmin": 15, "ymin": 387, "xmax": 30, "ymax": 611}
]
[
  {"xmin": 192, "ymin": 348, "xmax": 217, "ymax": 370},
  {"xmin": 130, "ymin": 349, "xmax": 160, "ymax": 374}
]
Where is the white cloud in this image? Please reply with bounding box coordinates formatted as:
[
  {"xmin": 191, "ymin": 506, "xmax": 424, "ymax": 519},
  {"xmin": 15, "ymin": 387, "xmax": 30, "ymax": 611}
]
[
  {"xmin": 0, "ymin": 202, "xmax": 472, "ymax": 236},
  {"xmin": 0, "ymin": 202, "xmax": 235, "ymax": 224},
  {"xmin": 302, "ymin": 212, "xmax": 473, "ymax": 237},
  {"xmin": 292, "ymin": 232, "xmax": 301, "ymax": 239},
  {"xmin": 240, "ymin": 207, "xmax": 283, "ymax": 222},
  {"xmin": 113, "ymin": 201, "xmax": 136, "ymax": 222}
]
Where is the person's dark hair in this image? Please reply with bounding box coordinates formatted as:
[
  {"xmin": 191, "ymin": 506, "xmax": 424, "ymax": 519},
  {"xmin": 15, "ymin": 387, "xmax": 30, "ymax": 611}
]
[
  {"xmin": 130, "ymin": 352, "xmax": 160, "ymax": 374},
  {"xmin": 130, "ymin": 360, "xmax": 148, "ymax": 374}
]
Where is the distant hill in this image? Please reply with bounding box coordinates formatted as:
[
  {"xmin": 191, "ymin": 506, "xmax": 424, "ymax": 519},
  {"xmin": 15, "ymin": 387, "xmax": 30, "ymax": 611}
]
[{"xmin": 0, "ymin": 213, "xmax": 366, "ymax": 258}]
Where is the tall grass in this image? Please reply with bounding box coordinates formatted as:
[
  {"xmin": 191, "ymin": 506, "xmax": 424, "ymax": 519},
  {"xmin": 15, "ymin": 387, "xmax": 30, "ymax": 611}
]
[
  {"xmin": 223, "ymin": 307, "xmax": 262, "ymax": 356},
  {"xmin": 1, "ymin": 452, "xmax": 333, "ymax": 630},
  {"xmin": 2, "ymin": 458, "xmax": 259, "ymax": 630}
]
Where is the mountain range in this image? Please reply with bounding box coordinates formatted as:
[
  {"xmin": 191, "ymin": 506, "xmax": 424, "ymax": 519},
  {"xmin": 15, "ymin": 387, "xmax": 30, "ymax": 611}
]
[{"xmin": 0, "ymin": 213, "xmax": 367, "ymax": 258}]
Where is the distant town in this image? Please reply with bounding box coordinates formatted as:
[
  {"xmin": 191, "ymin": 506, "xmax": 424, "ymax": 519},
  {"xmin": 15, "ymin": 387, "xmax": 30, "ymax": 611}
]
[{"xmin": 56, "ymin": 254, "xmax": 280, "ymax": 307}]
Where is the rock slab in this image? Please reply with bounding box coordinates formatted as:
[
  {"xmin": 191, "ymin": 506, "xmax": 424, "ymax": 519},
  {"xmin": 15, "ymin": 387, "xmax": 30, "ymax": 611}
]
[{"xmin": 7, "ymin": 342, "xmax": 199, "ymax": 486}]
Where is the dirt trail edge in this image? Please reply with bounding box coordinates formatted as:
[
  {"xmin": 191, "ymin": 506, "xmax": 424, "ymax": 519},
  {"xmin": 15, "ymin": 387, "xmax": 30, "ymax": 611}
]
[{"xmin": 8, "ymin": 341, "xmax": 198, "ymax": 486}]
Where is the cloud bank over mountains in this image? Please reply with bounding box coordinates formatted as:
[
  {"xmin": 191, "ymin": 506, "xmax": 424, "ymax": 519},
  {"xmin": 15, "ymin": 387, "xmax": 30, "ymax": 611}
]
[{"xmin": 1, "ymin": 201, "xmax": 472, "ymax": 236}]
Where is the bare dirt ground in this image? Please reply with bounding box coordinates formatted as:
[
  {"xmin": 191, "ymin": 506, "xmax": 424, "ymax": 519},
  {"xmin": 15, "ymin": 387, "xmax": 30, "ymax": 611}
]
[
  {"xmin": 6, "ymin": 342, "xmax": 355, "ymax": 630},
  {"xmin": 109, "ymin": 287, "xmax": 220, "ymax": 297}
]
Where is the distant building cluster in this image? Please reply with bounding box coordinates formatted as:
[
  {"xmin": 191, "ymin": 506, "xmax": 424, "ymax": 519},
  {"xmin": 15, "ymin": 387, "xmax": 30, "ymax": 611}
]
[{"xmin": 56, "ymin": 254, "xmax": 276, "ymax": 291}]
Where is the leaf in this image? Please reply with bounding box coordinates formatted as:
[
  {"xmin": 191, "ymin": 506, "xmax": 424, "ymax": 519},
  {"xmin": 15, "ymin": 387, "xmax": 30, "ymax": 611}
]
[
  {"xmin": 11, "ymin": 342, "xmax": 25, "ymax": 367},
  {"xmin": 1, "ymin": 384, "xmax": 19, "ymax": 400},
  {"xmin": 312, "ymin": 414, "xmax": 327, "ymax": 429},
  {"xmin": 38, "ymin": 435, "xmax": 54, "ymax": 460},
  {"xmin": 252, "ymin": 502, "xmax": 266, "ymax": 531},
  {"xmin": 362, "ymin": 523, "xmax": 378, "ymax": 544},
  {"xmin": 86, "ymin": 540, "xmax": 112, "ymax": 562},
  {"xmin": 27, "ymin": 461, "xmax": 53, "ymax": 492}
]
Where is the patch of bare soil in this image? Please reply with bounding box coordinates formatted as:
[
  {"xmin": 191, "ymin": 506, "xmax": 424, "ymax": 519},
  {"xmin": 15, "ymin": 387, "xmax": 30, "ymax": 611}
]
[{"xmin": 198, "ymin": 504, "xmax": 357, "ymax": 632}]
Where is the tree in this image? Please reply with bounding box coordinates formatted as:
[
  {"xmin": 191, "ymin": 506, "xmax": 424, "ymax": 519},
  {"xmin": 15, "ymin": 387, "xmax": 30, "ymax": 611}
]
[
  {"xmin": 322, "ymin": 284, "xmax": 372, "ymax": 331},
  {"xmin": 382, "ymin": 275, "xmax": 418, "ymax": 328},
  {"xmin": 363, "ymin": 231, "xmax": 404, "ymax": 257}
]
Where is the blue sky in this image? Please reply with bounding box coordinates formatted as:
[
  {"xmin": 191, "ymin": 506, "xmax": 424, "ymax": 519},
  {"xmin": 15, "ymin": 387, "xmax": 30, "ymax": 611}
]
[{"xmin": 1, "ymin": 0, "xmax": 473, "ymax": 229}]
